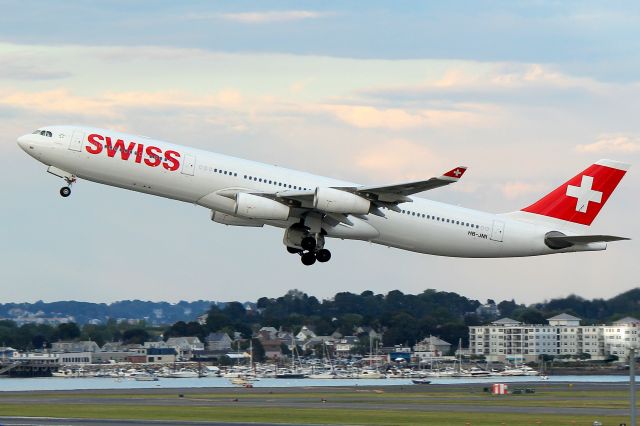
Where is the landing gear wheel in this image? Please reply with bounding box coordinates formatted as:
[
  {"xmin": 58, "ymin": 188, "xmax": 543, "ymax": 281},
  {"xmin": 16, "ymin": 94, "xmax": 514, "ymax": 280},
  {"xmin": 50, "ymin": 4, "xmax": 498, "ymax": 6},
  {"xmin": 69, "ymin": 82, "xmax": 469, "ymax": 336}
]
[
  {"xmin": 301, "ymin": 236, "xmax": 317, "ymax": 251},
  {"xmin": 301, "ymin": 252, "xmax": 316, "ymax": 266},
  {"xmin": 287, "ymin": 246, "xmax": 302, "ymax": 254},
  {"xmin": 60, "ymin": 187, "xmax": 71, "ymax": 197},
  {"xmin": 316, "ymin": 249, "xmax": 331, "ymax": 263}
]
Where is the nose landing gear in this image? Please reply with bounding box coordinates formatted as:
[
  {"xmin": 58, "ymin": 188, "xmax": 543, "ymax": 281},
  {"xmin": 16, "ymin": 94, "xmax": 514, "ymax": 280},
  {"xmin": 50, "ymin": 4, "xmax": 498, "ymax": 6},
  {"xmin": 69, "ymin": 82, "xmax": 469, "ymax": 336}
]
[{"xmin": 59, "ymin": 176, "xmax": 76, "ymax": 198}]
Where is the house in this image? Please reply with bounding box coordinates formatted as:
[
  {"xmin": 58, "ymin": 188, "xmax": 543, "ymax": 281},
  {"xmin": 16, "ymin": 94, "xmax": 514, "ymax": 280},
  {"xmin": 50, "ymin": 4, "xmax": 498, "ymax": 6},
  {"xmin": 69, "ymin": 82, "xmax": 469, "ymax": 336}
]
[
  {"xmin": 146, "ymin": 347, "xmax": 177, "ymax": 363},
  {"xmin": 260, "ymin": 339, "xmax": 283, "ymax": 359},
  {"xmin": 256, "ymin": 328, "xmax": 283, "ymax": 359},
  {"xmin": 51, "ymin": 341, "xmax": 100, "ymax": 353},
  {"xmin": 413, "ymin": 336, "xmax": 452, "ymax": 359},
  {"xmin": 301, "ymin": 336, "xmax": 334, "ymax": 353},
  {"xmin": 166, "ymin": 337, "xmax": 204, "ymax": 359},
  {"xmin": 144, "ymin": 341, "xmax": 168, "ymax": 349},
  {"xmin": 205, "ymin": 332, "xmax": 232, "ymax": 351},
  {"xmin": 296, "ymin": 326, "xmax": 316, "ymax": 341},
  {"xmin": 335, "ymin": 336, "xmax": 360, "ymax": 357}
]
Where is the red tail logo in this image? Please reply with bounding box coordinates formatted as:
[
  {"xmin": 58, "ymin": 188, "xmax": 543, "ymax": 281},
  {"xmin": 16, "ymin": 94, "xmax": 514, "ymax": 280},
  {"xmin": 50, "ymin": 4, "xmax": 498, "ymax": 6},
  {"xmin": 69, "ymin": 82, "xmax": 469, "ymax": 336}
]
[{"xmin": 521, "ymin": 159, "xmax": 629, "ymax": 225}]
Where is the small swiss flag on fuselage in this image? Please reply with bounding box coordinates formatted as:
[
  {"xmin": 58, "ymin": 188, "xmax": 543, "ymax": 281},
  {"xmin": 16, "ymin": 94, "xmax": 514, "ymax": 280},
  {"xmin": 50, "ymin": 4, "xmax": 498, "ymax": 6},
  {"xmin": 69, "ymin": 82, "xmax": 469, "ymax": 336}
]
[{"xmin": 522, "ymin": 159, "xmax": 629, "ymax": 226}]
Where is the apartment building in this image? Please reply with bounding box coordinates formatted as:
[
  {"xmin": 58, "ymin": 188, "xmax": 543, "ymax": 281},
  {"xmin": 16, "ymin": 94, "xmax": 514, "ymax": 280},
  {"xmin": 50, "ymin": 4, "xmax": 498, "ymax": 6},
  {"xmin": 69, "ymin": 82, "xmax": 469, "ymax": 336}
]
[{"xmin": 469, "ymin": 313, "xmax": 640, "ymax": 362}]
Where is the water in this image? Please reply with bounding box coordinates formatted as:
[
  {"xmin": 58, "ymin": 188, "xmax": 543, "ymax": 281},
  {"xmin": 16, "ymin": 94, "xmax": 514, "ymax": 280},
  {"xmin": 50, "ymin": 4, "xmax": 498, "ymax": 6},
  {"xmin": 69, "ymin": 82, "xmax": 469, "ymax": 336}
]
[{"xmin": 0, "ymin": 375, "xmax": 633, "ymax": 392}]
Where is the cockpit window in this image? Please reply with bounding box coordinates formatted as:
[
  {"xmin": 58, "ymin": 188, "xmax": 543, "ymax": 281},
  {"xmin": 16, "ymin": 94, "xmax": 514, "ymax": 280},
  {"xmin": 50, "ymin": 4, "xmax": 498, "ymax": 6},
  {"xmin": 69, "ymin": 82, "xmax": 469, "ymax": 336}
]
[{"xmin": 35, "ymin": 130, "xmax": 52, "ymax": 137}]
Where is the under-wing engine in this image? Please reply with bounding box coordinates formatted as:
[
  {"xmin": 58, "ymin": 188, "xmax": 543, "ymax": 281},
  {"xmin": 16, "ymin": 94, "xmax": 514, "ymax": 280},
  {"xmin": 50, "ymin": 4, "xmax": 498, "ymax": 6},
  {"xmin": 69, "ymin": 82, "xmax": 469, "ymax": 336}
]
[
  {"xmin": 313, "ymin": 187, "xmax": 370, "ymax": 214},
  {"xmin": 235, "ymin": 193, "xmax": 290, "ymax": 220}
]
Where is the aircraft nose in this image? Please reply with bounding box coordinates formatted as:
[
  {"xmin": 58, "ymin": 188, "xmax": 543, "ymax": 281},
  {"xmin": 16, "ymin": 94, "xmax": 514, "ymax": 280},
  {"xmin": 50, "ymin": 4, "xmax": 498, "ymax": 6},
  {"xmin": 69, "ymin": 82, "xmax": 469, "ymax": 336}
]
[{"xmin": 17, "ymin": 134, "xmax": 29, "ymax": 151}]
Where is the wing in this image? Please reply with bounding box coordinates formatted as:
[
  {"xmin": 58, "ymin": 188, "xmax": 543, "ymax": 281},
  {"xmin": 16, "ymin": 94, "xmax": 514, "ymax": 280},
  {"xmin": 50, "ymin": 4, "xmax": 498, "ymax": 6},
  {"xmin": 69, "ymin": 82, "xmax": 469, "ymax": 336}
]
[
  {"xmin": 346, "ymin": 166, "xmax": 467, "ymax": 203},
  {"xmin": 210, "ymin": 166, "xmax": 467, "ymax": 219}
]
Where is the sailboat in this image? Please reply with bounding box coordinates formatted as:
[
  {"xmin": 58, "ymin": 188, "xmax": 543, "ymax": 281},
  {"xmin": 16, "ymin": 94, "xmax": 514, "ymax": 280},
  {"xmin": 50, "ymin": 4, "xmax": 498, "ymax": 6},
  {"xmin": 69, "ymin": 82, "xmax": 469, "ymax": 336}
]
[
  {"xmin": 308, "ymin": 342, "xmax": 337, "ymax": 379},
  {"xmin": 276, "ymin": 334, "xmax": 306, "ymax": 379}
]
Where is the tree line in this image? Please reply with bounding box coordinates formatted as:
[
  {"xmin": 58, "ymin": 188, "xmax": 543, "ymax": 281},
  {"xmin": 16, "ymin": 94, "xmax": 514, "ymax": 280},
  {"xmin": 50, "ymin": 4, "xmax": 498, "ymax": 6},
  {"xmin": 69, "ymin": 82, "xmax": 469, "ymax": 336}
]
[{"xmin": 2, "ymin": 287, "xmax": 639, "ymax": 352}]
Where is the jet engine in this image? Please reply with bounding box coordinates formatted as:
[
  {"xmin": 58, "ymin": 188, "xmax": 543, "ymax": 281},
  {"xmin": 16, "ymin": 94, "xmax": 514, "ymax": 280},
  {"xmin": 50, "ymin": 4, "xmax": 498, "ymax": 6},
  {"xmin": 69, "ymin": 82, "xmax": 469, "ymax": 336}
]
[
  {"xmin": 314, "ymin": 187, "xmax": 370, "ymax": 214},
  {"xmin": 235, "ymin": 193, "xmax": 290, "ymax": 220}
]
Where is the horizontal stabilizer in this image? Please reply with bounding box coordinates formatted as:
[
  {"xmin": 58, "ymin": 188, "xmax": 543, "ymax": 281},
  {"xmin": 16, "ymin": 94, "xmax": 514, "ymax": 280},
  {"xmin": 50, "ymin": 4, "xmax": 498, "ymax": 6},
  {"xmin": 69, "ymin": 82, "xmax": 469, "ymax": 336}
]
[{"xmin": 545, "ymin": 232, "xmax": 629, "ymax": 249}]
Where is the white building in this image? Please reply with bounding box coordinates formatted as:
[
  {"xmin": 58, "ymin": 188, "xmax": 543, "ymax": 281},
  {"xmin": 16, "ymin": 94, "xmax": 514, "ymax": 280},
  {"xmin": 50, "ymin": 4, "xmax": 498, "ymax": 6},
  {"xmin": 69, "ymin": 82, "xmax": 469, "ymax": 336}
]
[
  {"xmin": 469, "ymin": 313, "xmax": 640, "ymax": 362},
  {"xmin": 603, "ymin": 317, "xmax": 640, "ymax": 360}
]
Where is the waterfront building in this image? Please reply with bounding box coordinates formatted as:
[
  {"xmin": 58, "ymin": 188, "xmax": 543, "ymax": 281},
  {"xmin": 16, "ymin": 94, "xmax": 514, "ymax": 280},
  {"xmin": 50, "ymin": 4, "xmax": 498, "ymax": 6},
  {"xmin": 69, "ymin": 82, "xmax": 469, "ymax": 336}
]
[
  {"xmin": 469, "ymin": 313, "xmax": 640, "ymax": 362},
  {"xmin": 205, "ymin": 332, "xmax": 232, "ymax": 351},
  {"xmin": 334, "ymin": 336, "xmax": 359, "ymax": 357},
  {"xmin": 165, "ymin": 336, "xmax": 204, "ymax": 360},
  {"xmin": 413, "ymin": 336, "xmax": 452, "ymax": 360},
  {"xmin": 146, "ymin": 347, "xmax": 177, "ymax": 363}
]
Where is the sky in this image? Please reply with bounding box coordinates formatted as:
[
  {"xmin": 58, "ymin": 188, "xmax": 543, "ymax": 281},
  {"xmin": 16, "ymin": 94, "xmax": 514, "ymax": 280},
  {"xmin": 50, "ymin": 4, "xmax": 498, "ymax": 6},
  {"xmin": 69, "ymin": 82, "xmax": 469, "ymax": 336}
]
[{"xmin": 1, "ymin": 1, "xmax": 639, "ymax": 305}]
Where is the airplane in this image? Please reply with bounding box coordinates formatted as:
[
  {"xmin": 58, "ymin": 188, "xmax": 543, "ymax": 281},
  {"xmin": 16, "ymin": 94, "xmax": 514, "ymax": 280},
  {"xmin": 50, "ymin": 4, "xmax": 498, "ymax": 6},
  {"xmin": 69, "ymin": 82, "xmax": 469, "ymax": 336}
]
[{"xmin": 17, "ymin": 125, "xmax": 630, "ymax": 265}]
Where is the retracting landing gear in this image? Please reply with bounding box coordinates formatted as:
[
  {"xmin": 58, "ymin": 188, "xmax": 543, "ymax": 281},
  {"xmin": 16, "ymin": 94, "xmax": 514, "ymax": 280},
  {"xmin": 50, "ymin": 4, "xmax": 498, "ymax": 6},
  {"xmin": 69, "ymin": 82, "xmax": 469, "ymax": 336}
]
[
  {"xmin": 59, "ymin": 176, "xmax": 76, "ymax": 198},
  {"xmin": 47, "ymin": 167, "xmax": 77, "ymax": 198},
  {"xmin": 283, "ymin": 225, "xmax": 332, "ymax": 266}
]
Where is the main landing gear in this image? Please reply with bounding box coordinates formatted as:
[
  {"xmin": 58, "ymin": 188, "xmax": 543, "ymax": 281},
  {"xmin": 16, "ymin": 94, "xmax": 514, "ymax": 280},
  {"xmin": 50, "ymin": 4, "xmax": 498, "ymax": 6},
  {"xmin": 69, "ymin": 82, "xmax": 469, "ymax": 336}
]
[
  {"xmin": 286, "ymin": 235, "xmax": 332, "ymax": 266},
  {"xmin": 283, "ymin": 219, "xmax": 332, "ymax": 266}
]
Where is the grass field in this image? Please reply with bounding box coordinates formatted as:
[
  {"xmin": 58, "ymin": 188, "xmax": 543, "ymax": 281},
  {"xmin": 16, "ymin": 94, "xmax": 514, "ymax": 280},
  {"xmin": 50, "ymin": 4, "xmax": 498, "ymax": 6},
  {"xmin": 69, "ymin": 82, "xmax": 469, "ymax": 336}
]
[
  {"xmin": 0, "ymin": 404, "xmax": 628, "ymax": 425},
  {"xmin": 0, "ymin": 384, "xmax": 633, "ymax": 425}
]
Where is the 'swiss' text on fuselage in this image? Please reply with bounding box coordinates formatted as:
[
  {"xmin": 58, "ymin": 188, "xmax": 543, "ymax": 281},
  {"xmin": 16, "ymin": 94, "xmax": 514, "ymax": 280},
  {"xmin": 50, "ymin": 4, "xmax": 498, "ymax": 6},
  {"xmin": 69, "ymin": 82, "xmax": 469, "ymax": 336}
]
[{"xmin": 86, "ymin": 133, "xmax": 181, "ymax": 171}]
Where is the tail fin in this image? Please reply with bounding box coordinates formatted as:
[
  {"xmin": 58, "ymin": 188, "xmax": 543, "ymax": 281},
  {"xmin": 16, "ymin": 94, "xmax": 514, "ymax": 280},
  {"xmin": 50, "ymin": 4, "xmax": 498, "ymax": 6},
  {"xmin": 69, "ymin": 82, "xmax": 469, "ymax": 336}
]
[{"xmin": 521, "ymin": 159, "xmax": 629, "ymax": 226}]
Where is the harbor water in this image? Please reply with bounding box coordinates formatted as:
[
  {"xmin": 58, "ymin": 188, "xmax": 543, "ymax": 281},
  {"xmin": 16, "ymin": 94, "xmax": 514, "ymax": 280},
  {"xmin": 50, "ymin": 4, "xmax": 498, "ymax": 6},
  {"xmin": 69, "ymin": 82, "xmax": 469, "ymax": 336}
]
[{"xmin": 0, "ymin": 375, "xmax": 633, "ymax": 392}]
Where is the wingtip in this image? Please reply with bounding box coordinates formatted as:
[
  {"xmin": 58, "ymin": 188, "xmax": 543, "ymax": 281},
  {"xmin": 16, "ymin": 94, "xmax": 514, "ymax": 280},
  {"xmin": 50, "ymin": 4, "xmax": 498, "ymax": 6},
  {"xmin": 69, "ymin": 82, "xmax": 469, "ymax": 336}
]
[{"xmin": 442, "ymin": 166, "xmax": 468, "ymax": 179}]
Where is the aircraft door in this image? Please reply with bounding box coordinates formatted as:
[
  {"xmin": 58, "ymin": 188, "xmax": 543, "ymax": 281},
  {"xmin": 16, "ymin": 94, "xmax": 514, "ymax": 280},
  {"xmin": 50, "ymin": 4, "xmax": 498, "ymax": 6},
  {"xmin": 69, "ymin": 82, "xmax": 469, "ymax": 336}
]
[
  {"xmin": 490, "ymin": 220, "xmax": 505, "ymax": 242},
  {"xmin": 69, "ymin": 131, "xmax": 84, "ymax": 152},
  {"xmin": 181, "ymin": 153, "xmax": 196, "ymax": 176}
]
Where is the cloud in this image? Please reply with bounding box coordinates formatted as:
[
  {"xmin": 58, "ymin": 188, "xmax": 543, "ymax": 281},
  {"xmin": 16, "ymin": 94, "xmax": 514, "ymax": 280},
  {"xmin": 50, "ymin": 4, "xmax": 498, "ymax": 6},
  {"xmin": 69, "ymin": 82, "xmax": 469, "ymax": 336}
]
[
  {"xmin": 320, "ymin": 104, "xmax": 489, "ymax": 129},
  {"xmin": 354, "ymin": 139, "xmax": 444, "ymax": 181},
  {"xmin": 199, "ymin": 11, "xmax": 331, "ymax": 24},
  {"xmin": 0, "ymin": 89, "xmax": 248, "ymax": 119},
  {"xmin": 576, "ymin": 134, "xmax": 640, "ymax": 153},
  {"xmin": 500, "ymin": 182, "xmax": 548, "ymax": 200},
  {"xmin": 0, "ymin": 54, "xmax": 72, "ymax": 81},
  {"xmin": 359, "ymin": 63, "xmax": 606, "ymax": 106}
]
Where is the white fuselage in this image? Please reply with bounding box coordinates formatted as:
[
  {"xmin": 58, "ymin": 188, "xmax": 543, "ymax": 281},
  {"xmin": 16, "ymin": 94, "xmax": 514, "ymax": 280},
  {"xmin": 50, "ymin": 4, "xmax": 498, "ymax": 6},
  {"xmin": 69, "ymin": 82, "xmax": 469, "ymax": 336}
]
[{"xmin": 17, "ymin": 125, "xmax": 605, "ymax": 258}]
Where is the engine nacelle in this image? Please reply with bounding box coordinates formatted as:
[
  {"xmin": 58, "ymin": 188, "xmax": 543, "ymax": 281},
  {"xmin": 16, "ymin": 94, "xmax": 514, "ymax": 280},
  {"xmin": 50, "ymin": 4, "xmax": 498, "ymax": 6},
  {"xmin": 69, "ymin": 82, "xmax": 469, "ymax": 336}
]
[
  {"xmin": 235, "ymin": 193, "xmax": 290, "ymax": 220},
  {"xmin": 211, "ymin": 211, "xmax": 264, "ymax": 227},
  {"xmin": 314, "ymin": 187, "xmax": 370, "ymax": 214}
]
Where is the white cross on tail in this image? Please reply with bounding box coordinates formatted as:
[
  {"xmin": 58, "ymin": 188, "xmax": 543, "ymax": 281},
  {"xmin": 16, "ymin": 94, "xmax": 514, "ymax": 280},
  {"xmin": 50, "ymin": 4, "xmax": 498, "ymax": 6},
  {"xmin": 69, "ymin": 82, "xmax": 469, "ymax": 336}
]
[{"xmin": 566, "ymin": 175, "xmax": 602, "ymax": 213}]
